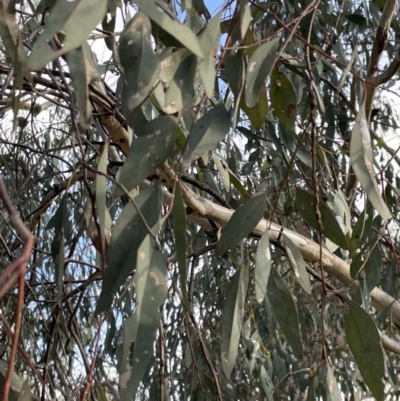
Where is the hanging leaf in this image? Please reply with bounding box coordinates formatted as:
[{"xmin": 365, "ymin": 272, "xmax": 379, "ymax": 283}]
[
  {"xmin": 47, "ymin": 194, "xmax": 70, "ymax": 298},
  {"xmin": 296, "ymin": 188, "xmax": 350, "ymax": 250},
  {"xmin": 255, "ymin": 230, "xmax": 271, "ymax": 303},
  {"xmin": 350, "ymin": 103, "xmax": 391, "ymax": 221},
  {"xmin": 239, "ymin": 0, "xmax": 251, "ymax": 40},
  {"xmin": 245, "ymin": 37, "xmax": 279, "ymax": 108},
  {"xmin": 96, "ymin": 185, "xmax": 161, "ymax": 313},
  {"xmin": 66, "ymin": 42, "xmax": 100, "ymax": 128},
  {"xmin": 321, "ymin": 364, "xmax": 342, "ymax": 401},
  {"xmin": 164, "ymin": 54, "xmax": 197, "ymax": 114},
  {"xmin": 119, "ymin": 12, "xmax": 160, "ymax": 116},
  {"xmin": 281, "ymin": 233, "xmax": 311, "ymax": 295},
  {"xmin": 197, "ymin": 12, "xmax": 221, "ymax": 97},
  {"xmin": 240, "ymin": 85, "xmax": 269, "ymax": 130},
  {"xmin": 270, "ymin": 67, "xmax": 297, "ymax": 131},
  {"xmin": 133, "ymin": 0, "xmax": 205, "ymax": 58},
  {"xmin": 221, "ymin": 265, "xmax": 249, "ymax": 378},
  {"xmin": 268, "ymin": 267, "xmax": 303, "ymax": 358},
  {"xmin": 173, "ymin": 184, "xmax": 189, "ymax": 310},
  {"xmin": 344, "ymin": 299, "xmax": 385, "ymax": 401},
  {"xmin": 182, "ymin": 104, "xmax": 231, "ymax": 167},
  {"xmin": 0, "ymin": 0, "xmax": 30, "ymax": 82},
  {"xmin": 95, "ymin": 146, "xmax": 112, "ymax": 261},
  {"xmin": 260, "ymin": 364, "xmax": 274, "ymax": 400},
  {"xmin": 215, "ymin": 193, "xmax": 265, "ymax": 256},
  {"xmin": 119, "ymin": 235, "xmax": 168, "ymax": 400},
  {"xmin": 116, "ymin": 116, "xmax": 177, "ymax": 195},
  {"xmin": 28, "ymin": 0, "xmax": 107, "ymax": 71}
]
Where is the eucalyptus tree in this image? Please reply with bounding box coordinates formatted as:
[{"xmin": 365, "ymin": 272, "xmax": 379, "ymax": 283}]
[{"xmin": 0, "ymin": 0, "xmax": 400, "ymax": 400}]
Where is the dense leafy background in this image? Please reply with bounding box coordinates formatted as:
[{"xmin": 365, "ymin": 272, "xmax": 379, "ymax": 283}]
[{"xmin": 0, "ymin": 0, "xmax": 400, "ymax": 400}]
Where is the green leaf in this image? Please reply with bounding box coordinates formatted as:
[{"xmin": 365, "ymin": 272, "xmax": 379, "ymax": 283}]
[
  {"xmin": 296, "ymin": 188, "xmax": 349, "ymax": 250},
  {"xmin": 270, "ymin": 67, "xmax": 297, "ymax": 131},
  {"xmin": 173, "ymin": 184, "xmax": 189, "ymax": 310},
  {"xmin": 350, "ymin": 103, "xmax": 391, "ymax": 221},
  {"xmin": 255, "ymin": 230, "xmax": 271, "ymax": 303},
  {"xmin": 0, "ymin": 0, "xmax": 30, "ymax": 82},
  {"xmin": 281, "ymin": 233, "xmax": 311, "ymax": 295},
  {"xmin": 164, "ymin": 54, "xmax": 197, "ymax": 114},
  {"xmin": 197, "ymin": 12, "xmax": 221, "ymax": 97},
  {"xmin": 215, "ymin": 193, "xmax": 265, "ymax": 256},
  {"xmin": 47, "ymin": 194, "xmax": 69, "ymax": 298},
  {"xmin": 66, "ymin": 42, "xmax": 100, "ymax": 128},
  {"xmin": 306, "ymin": 377, "xmax": 315, "ymax": 401},
  {"xmin": 116, "ymin": 116, "xmax": 177, "ymax": 195},
  {"xmin": 268, "ymin": 267, "xmax": 303, "ymax": 358},
  {"xmin": 28, "ymin": 0, "xmax": 107, "ymax": 71},
  {"xmin": 239, "ymin": 0, "xmax": 251, "ymax": 40},
  {"xmin": 119, "ymin": 236, "xmax": 168, "ymax": 400},
  {"xmin": 221, "ymin": 265, "xmax": 249, "ymax": 377},
  {"xmin": 240, "ymin": 85, "xmax": 268, "ymax": 130},
  {"xmin": 183, "ymin": 104, "xmax": 231, "ymax": 167},
  {"xmin": 119, "ymin": 12, "xmax": 161, "ymax": 116},
  {"xmin": 95, "ymin": 146, "xmax": 112, "ymax": 260},
  {"xmin": 260, "ymin": 364, "xmax": 274, "ymax": 400},
  {"xmin": 364, "ymin": 245, "xmax": 382, "ymax": 291},
  {"xmin": 133, "ymin": 0, "xmax": 205, "ymax": 58},
  {"xmin": 351, "ymin": 201, "xmax": 374, "ymax": 253},
  {"xmin": 344, "ymin": 299, "xmax": 385, "ymax": 401},
  {"xmin": 321, "ymin": 364, "xmax": 342, "ymax": 401},
  {"xmin": 96, "ymin": 185, "xmax": 161, "ymax": 313},
  {"xmin": 245, "ymin": 37, "xmax": 279, "ymax": 108}
]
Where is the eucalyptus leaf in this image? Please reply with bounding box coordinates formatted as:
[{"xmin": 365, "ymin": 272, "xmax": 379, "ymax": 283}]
[
  {"xmin": 28, "ymin": 0, "xmax": 107, "ymax": 71},
  {"xmin": 344, "ymin": 299, "xmax": 385, "ymax": 401},
  {"xmin": 221, "ymin": 266, "xmax": 249, "ymax": 378},
  {"xmin": 296, "ymin": 187, "xmax": 349, "ymax": 250},
  {"xmin": 350, "ymin": 104, "xmax": 391, "ymax": 221},
  {"xmin": 96, "ymin": 185, "xmax": 161, "ymax": 313},
  {"xmin": 268, "ymin": 267, "xmax": 303, "ymax": 358},
  {"xmin": 245, "ymin": 37, "xmax": 279, "ymax": 108},
  {"xmin": 183, "ymin": 104, "xmax": 231, "ymax": 167},
  {"xmin": 255, "ymin": 230, "xmax": 271, "ymax": 303},
  {"xmin": 270, "ymin": 67, "xmax": 297, "ymax": 131},
  {"xmin": 119, "ymin": 12, "xmax": 160, "ymax": 116},
  {"xmin": 119, "ymin": 235, "xmax": 168, "ymax": 400},
  {"xmin": 281, "ymin": 233, "xmax": 311, "ymax": 295},
  {"xmin": 116, "ymin": 116, "xmax": 177, "ymax": 195},
  {"xmin": 215, "ymin": 193, "xmax": 266, "ymax": 256}
]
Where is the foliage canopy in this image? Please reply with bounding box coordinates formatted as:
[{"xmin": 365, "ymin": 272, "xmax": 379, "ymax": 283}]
[{"xmin": 0, "ymin": 0, "xmax": 400, "ymax": 400}]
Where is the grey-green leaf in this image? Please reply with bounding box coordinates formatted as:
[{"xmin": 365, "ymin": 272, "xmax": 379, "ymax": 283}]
[
  {"xmin": 0, "ymin": 0, "xmax": 30, "ymax": 81},
  {"xmin": 96, "ymin": 185, "xmax": 161, "ymax": 313},
  {"xmin": 28, "ymin": 0, "xmax": 107, "ymax": 71},
  {"xmin": 245, "ymin": 37, "xmax": 279, "ymax": 108},
  {"xmin": 350, "ymin": 103, "xmax": 391, "ymax": 222},
  {"xmin": 116, "ymin": 116, "xmax": 177, "ymax": 195},
  {"xmin": 119, "ymin": 12, "xmax": 161, "ymax": 116},
  {"xmin": 270, "ymin": 67, "xmax": 297, "ymax": 131},
  {"xmin": 255, "ymin": 230, "xmax": 271, "ymax": 303},
  {"xmin": 281, "ymin": 233, "xmax": 311, "ymax": 295},
  {"xmin": 296, "ymin": 188, "xmax": 349, "ymax": 250},
  {"xmin": 344, "ymin": 299, "xmax": 385, "ymax": 401},
  {"xmin": 221, "ymin": 266, "xmax": 249, "ymax": 377},
  {"xmin": 215, "ymin": 193, "xmax": 265, "ymax": 257},
  {"xmin": 173, "ymin": 184, "xmax": 189, "ymax": 310},
  {"xmin": 183, "ymin": 104, "xmax": 231, "ymax": 167},
  {"xmin": 66, "ymin": 42, "xmax": 100, "ymax": 128},
  {"xmin": 268, "ymin": 267, "xmax": 303, "ymax": 358},
  {"xmin": 133, "ymin": 0, "xmax": 205, "ymax": 58},
  {"xmin": 119, "ymin": 236, "xmax": 167, "ymax": 400}
]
